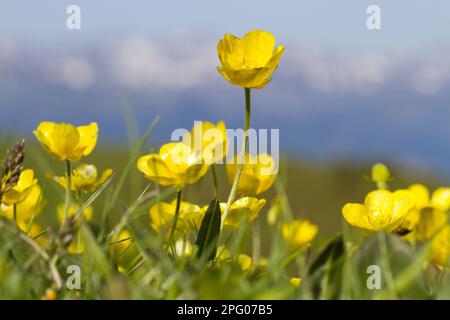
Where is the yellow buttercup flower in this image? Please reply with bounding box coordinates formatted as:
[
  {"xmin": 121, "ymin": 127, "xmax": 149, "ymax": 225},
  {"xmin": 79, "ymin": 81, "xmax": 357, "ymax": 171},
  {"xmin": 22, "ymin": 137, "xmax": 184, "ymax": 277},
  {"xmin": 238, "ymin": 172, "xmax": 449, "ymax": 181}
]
[
  {"xmin": 137, "ymin": 142, "xmax": 208, "ymax": 190},
  {"xmin": 406, "ymin": 208, "xmax": 447, "ymax": 242},
  {"xmin": 290, "ymin": 277, "xmax": 302, "ymax": 288},
  {"xmin": 430, "ymin": 226, "xmax": 450, "ymax": 268},
  {"xmin": 216, "ymin": 247, "xmax": 253, "ymax": 271},
  {"xmin": 398, "ymin": 184, "xmax": 430, "ymax": 233},
  {"xmin": 214, "ymin": 197, "xmax": 266, "ymax": 228},
  {"xmin": 342, "ymin": 189, "xmax": 415, "ymax": 233},
  {"xmin": 109, "ymin": 230, "xmax": 139, "ymax": 272},
  {"xmin": 280, "ymin": 219, "xmax": 318, "ymax": 249},
  {"xmin": 51, "ymin": 164, "xmax": 113, "ymax": 193},
  {"xmin": 400, "ymin": 184, "xmax": 450, "ymax": 234},
  {"xmin": 67, "ymin": 231, "xmax": 84, "ymax": 254},
  {"xmin": 430, "ymin": 187, "xmax": 450, "ymax": 212},
  {"xmin": 226, "ymin": 153, "xmax": 278, "ymax": 195},
  {"xmin": 183, "ymin": 121, "xmax": 228, "ymax": 165},
  {"xmin": 149, "ymin": 199, "xmax": 203, "ymax": 237},
  {"xmin": 34, "ymin": 122, "xmax": 98, "ymax": 161},
  {"xmin": 2, "ymin": 169, "xmax": 37, "ymax": 205},
  {"xmin": 1, "ymin": 184, "xmax": 43, "ymax": 222},
  {"xmin": 17, "ymin": 220, "xmax": 48, "ymax": 247},
  {"xmin": 57, "ymin": 203, "xmax": 93, "ymax": 225},
  {"xmin": 217, "ymin": 30, "xmax": 284, "ymax": 89}
]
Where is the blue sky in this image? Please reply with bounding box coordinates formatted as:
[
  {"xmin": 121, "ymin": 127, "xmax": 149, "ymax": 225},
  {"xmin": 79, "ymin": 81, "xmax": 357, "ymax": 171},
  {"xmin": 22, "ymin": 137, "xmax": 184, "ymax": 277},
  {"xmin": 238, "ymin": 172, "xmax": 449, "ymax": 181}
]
[
  {"xmin": 2, "ymin": 0, "xmax": 450, "ymax": 49},
  {"xmin": 1, "ymin": 1, "xmax": 450, "ymax": 177}
]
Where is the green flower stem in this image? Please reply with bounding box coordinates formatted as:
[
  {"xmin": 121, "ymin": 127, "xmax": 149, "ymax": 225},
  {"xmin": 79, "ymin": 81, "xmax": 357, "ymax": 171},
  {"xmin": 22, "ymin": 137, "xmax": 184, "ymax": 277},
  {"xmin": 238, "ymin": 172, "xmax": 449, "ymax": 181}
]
[
  {"xmin": 221, "ymin": 88, "xmax": 251, "ymax": 230},
  {"xmin": 61, "ymin": 159, "xmax": 72, "ymax": 231},
  {"xmin": 375, "ymin": 180, "xmax": 398, "ymax": 298},
  {"xmin": 211, "ymin": 164, "xmax": 219, "ymax": 198},
  {"xmin": 170, "ymin": 189, "xmax": 183, "ymax": 241},
  {"xmin": 13, "ymin": 204, "xmax": 17, "ymax": 222}
]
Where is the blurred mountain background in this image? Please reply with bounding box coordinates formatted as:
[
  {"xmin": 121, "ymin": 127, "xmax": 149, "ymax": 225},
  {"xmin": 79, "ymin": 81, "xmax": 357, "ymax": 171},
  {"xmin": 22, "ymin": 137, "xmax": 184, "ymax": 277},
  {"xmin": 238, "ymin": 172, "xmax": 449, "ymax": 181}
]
[{"xmin": 1, "ymin": 0, "xmax": 450, "ymax": 234}]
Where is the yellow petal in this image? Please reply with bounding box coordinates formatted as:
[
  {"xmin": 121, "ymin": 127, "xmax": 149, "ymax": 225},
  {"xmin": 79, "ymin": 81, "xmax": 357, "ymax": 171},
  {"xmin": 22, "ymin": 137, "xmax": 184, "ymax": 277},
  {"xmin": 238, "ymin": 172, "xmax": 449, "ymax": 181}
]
[
  {"xmin": 431, "ymin": 187, "xmax": 450, "ymax": 212},
  {"xmin": 408, "ymin": 184, "xmax": 430, "ymax": 209},
  {"xmin": 2, "ymin": 169, "xmax": 37, "ymax": 205},
  {"xmin": 137, "ymin": 154, "xmax": 178, "ymax": 186},
  {"xmin": 241, "ymin": 30, "xmax": 276, "ymax": 68},
  {"xmin": 342, "ymin": 203, "xmax": 372, "ymax": 230},
  {"xmin": 77, "ymin": 122, "xmax": 98, "ymax": 157}
]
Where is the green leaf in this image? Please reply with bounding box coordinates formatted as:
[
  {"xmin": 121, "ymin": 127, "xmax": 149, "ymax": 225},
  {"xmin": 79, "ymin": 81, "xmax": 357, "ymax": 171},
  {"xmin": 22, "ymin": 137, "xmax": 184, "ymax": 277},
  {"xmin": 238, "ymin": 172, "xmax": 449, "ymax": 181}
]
[
  {"xmin": 307, "ymin": 234, "xmax": 345, "ymax": 299},
  {"xmin": 195, "ymin": 198, "xmax": 221, "ymax": 261}
]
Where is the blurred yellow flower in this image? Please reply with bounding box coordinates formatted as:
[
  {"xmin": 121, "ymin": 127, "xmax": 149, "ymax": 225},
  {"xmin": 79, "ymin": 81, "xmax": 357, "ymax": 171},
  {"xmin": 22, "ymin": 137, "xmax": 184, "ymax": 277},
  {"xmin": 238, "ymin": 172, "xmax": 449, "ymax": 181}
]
[
  {"xmin": 149, "ymin": 199, "xmax": 203, "ymax": 237},
  {"xmin": 138, "ymin": 142, "xmax": 208, "ymax": 190},
  {"xmin": 430, "ymin": 187, "xmax": 450, "ymax": 212},
  {"xmin": 280, "ymin": 219, "xmax": 318, "ymax": 249},
  {"xmin": 183, "ymin": 121, "xmax": 228, "ymax": 165},
  {"xmin": 41, "ymin": 288, "xmax": 57, "ymax": 300},
  {"xmin": 216, "ymin": 247, "xmax": 253, "ymax": 271},
  {"xmin": 17, "ymin": 220, "xmax": 48, "ymax": 247},
  {"xmin": 34, "ymin": 122, "xmax": 98, "ymax": 161},
  {"xmin": 399, "ymin": 184, "xmax": 450, "ymax": 234},
  {"xmin": 290, "ymin": 277, "xmax": 302, "ymax": 288},
  {"xmin": 406, "ymin": 208, "xmax": 447, "ymax": 242},
  {"xmin": 342, "ymin": 189, "xmax": 415, "ymax": 232},
  {"xmin": 226, "ymin": 153, "xmax": 277, "ymax": 195},
  {"xmin": 217, "ymin": 30, "xmax": 284, "ymax": 89},
  {"xmin": 57, "ymin": 202, "xmax": 93, "ymax": 225},
  {"xmin": 430, "ymin": 226, "xmax": 450, "ymax": 268},
  {"xmin": 1, "ymin": 184, "xmax": 43, "ymax": 222},
  {"xmin": 2, "ymin": 169, "xmax": 37, "ymax": 205},
  {"xmin": 51, "ymin": 164, "xmax": 113, "ymax": 193},
  {"xmin": 215, "ymin": 196, "xmax": 266, "ymax": 228},
  {"xmin": 371, "ymin": 163, "xmax": 390, "ymax": 185},
  {"xmin": 67, "ymin": 232, "xmax": 84, "ymax": 254},
  {"xmin": 238, "ymin": 254, "xmax": 253, "ymax": 271},
  {"xmin": 109, "ymin": 230, "xmax": 139, "ymax": 273}
]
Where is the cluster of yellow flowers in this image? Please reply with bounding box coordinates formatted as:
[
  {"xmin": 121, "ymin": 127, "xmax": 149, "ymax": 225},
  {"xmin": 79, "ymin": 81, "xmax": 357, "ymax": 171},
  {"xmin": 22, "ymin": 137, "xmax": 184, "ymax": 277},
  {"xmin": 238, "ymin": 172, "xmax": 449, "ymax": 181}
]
[
  {"xmin": 342, "ymin": 164, "xmax": 450, "ymax": 268},
  {"xmin": 31, "ymin": 122, "xmax": 112, "ymax": 253},
  {"xmin": 0, "ymin": 30, "xmax": 320, "ymax": 282}
]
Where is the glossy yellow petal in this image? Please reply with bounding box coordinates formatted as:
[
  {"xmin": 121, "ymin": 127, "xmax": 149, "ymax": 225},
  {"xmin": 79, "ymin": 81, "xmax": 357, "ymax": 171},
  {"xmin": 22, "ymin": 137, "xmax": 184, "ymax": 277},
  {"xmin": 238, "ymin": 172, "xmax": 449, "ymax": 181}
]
[
  {"xmin": 342, "ymin": 203, "xmax": 372, "ymax": 230},
  {"xmin": 408, "ymin": 184, "xmax": 430, "ymax": 209},
  {"xmin": 241, "ymin": 30, "xmax": 276, "ymax": 68},
  {"xmin": 185, "ymin": 121, "xmax": 228, "ymax": 164},
  {"xmin": 431, "ymin": 187, "xmax": 450, "ymax": 212},
  {"xmin": 220, "ymin": 197, "xmax": 266, "ymax": 228},
  {"xmin": 77, "ymin": 122, "xmax": 98, "ymax": 157},
  {"xmin": 226, "ymin": 153, "xmax": 277, "ymax": 196},
  {"xmin": 1, "ymin": 184, "xmax": 44, "ymax": 222},
  {"xmin": 137, "ymin": 154, "xmax": 179, "ymax": 186},
  {"xmin": 2, "ymin": 169, "xmax": 37, "ymax": 205}
]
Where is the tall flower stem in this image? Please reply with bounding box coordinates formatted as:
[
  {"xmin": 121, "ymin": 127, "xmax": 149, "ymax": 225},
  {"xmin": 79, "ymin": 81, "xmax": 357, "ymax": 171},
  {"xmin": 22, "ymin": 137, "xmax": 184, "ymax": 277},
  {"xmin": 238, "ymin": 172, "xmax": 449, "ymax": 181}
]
[
  {"xmin": 13, "ymin": 204, "xmax": 17, "ymax": 222},
  {"xmin": 221, "ymin": 88, "xmax": 251, "ymax": 230},
  {"xmin": 61, "ymin": 160, "xmax": 72, "ymax": 231},
  {"xmin": 170, "ymin": 189, "xmax": 183, "ymax": 241},
  {"xmin": 211, "ymin": 164, "xmax": 219, "ymax": 198}
]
